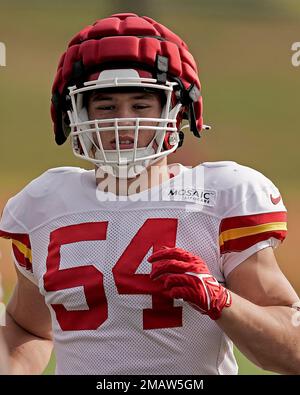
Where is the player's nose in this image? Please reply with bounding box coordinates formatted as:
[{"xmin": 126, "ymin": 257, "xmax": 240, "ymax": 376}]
[
  {"xmin": 115, "ymin": 108, "xmax": 136, "ymax": 136},
  {"xmin": 115, "ymin": 105, "xmax": 136, "ymax": 122}
]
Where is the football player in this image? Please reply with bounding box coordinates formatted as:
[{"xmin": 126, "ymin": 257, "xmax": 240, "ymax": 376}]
[{"xmin": 0, "ymin": 13, "xmax": 300, "ymax": 375}]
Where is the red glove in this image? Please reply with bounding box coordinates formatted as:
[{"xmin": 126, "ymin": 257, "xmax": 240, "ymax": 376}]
[{"xmin": 148, "ymin": 247, "xmax": 232, "ymax": 320}]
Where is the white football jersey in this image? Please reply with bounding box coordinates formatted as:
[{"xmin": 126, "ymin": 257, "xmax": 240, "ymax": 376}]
[{"xmin": 0, "ymin": 161, "xmax": 287, "ymax": 375}]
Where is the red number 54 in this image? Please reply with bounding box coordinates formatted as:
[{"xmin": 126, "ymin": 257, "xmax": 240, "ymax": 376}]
[{"xmin": 44, "ymin": 219, "xmax": 183, "ymax": 331}]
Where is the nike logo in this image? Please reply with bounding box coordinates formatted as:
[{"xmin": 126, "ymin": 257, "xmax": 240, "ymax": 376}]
[{"xmin": 270, "ymin": 193, "xmax": 281, "ymax": 205}]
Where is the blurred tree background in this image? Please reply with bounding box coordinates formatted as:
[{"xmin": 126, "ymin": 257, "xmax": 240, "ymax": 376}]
[{"xmin": 0, "ymin": 0, "xmax": 299, "ymax": 375}]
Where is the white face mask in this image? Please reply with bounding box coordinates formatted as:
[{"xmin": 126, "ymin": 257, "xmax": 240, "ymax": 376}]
[{"xmin": 67, "ymin": 69, "xmax": 182, "ymax": 179}]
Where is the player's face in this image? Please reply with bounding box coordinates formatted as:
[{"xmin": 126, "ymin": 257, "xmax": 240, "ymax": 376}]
[{"xmin": 87, "ymin": 90, "xmax": 163, "ymax": 150}]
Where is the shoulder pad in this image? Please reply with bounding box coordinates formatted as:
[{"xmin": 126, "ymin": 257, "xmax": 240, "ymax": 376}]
[
  {"xmin": 46, "ymin": 166, "xmax": 85, "ymax": 174},
  {"xmin": 193, "ymin": 162, "xmax": 286, "ymax": 217},
  {"xmin": 202, "ymin": 161, "xmax": 237, "ymax": 168},
  {"xmin": 0, "ymin": 167, "xmax": 86, "ymax": 232}
]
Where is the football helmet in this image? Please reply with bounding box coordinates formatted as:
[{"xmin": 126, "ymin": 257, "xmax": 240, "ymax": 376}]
[{"xmin": 51, "ymin": 13, "xmax": 208, "ymax": 177}]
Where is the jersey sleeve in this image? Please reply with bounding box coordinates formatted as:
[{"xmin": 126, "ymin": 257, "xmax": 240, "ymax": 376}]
[
  {"xmin": 218, "ymin": 166, "xmax": 287, "ymax": 279},
  {"xmin": 0, "ymin": 196, "xmax": 37, "ymax": 284},
  {"xmin": 0, "ymin": 167, "xmax": 85, "ymax": 285}
]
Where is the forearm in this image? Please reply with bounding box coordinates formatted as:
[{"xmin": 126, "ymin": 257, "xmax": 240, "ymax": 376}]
[
  {"xmin": 2, "ymin": 312, "xmax": 53, "ymax": 375},
  {"xmin": 0, "ymin": 328, "xmax": 9, "ymax": 374},
  {"xmin": 217, "ymin": 292, "xmax": 300, "ymax": 374}
]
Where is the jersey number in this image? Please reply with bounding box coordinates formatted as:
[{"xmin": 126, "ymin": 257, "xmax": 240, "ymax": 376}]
[{"xmin": 43, "ymin": 219, "xmax": 182, "ymax": 331}]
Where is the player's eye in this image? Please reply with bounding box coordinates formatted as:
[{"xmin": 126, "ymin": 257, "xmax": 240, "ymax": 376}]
[
  {"xmin": 133, "ymin": 104, "xmax": 151, "ymax": 110},
  {"xmin": 95, "ymin": 105, "xmax": 115, "ymax": 111}
]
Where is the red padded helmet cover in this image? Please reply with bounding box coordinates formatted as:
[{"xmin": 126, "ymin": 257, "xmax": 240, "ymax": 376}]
[{"xmin": 51, "ymin": 13, "xmax": 203, "ymax": 145}]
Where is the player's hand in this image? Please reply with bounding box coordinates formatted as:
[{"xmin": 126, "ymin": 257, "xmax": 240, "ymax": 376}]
[{"xmin": 148, "ymin": 247, "xmax": 232, "ymax": 320}]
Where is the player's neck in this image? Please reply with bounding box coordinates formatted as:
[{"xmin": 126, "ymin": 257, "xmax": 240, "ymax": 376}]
[{"xmin": 95, "ymin": 157, "xmax": 177, "ymax": 196}]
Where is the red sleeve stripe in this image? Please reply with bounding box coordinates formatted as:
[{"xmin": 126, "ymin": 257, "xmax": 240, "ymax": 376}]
[
  {"xmin": 220, "ymin": 221, "xmax": 287, "ymax": 244},
  {"xmin": 220, "ymin": 229, "xmax": 287, "ymax": 254},
  {"xmin": 0, "ymin": 230, "xmax": 31, "ymax": 249},
  {"xmin": 220, "ymin": 211, "xmax": 287, "ymax": 233},
  {"xmin": 12, "ymin": 244, "xmax": 33, "ymax": 272},
  {"xmin": 0, "ymin": 230, "xmax": 33, "ymax": 272}
]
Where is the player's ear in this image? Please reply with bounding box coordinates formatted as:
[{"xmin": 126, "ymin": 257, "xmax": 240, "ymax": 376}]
[{"xmin": 62, "ymin": 112, "xmax": 71, "ymax": 140}]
